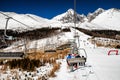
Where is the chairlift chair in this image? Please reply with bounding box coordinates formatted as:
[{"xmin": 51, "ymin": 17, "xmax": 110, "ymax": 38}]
[
  {"xmin": 44, "ymin": 49, "xmax": 56, "ymax": 53},
  {"xmin": 56, "ymin": 47, "xmax": 64, "ymax": 50},
  {"xmin": 67, "ymin": 47, "xmax": 87, "ymax": 69},
  {"xmin": 0, "ymin": 52, "xmax": 24, "ymax": 59},
  {"xmin": 44, "ymin": 44, "xmax": 56, "ymax": 53},
  {"xmin": 64, "ymin": 39, "xmax": 75, "ymax": 49},
  {"xmin": 67, "ymin": 39, "xmax": 87, "ymax": 67},
  {"xmin": 3, "ymin": 17, "xmax": 14, "ymax": 42},
  {"xmin": 67, "ymin": 0, "xmax": 87, "ymax": 71},
  {"xmin": 0, "ymin": 17, "xmax": 15, "ymax": 48}
]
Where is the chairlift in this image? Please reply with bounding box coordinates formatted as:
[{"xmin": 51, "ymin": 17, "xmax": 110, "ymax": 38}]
[
  {"xmin": 0, "ymin": 17, "xmax": 15, "ymax": 48},
  {"xmin": 44, "ymin": 44, "xmax": 56, "ymax": 53},
  {"xmin": 67, "ymin": 47, "xmax": 87, "ymax": 70},
  {"xmin": 67, "ymin": 38, "xmax": 87, "ymax": 67},
  {"xmin": 44, "ymin": 49, "xmax": 56, "ymax": 53},
  {"xmin": 44, "ymin": 34, "xmax": 57, "ymax": 53},
  {"xmin": 56, "ymin": 46, "xmax": 64, "ymax": 50},
  {"xmin": 56, "ymin": 42, "xmax": 71, "ymax": 50},
  {"xmin": 0, "ymin": 12, "xmax": 32, "ymax": 57},
  {"xmin": 3, "ymin": 17, "xmax": 14, "ymax": 41},
  {"xmin": 64, "ymin": 39, "xmax": 75, "ymax": 49},
  {"xmin": 0, "ymin": 52, "xmax": 24, "ymax": 59},
  {"xmin": 67, "ymin": 0, "xmax": 87, "ymax": 70}
]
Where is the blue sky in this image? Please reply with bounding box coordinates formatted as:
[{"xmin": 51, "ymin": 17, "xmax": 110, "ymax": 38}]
[{"xmin": 0, "ymin": 0, "xmax": 120, "ymax": 19}]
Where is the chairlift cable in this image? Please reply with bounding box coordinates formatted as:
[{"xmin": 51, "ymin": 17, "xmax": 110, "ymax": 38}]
[
  {"xmin": 0, "ymin": 12, "xmax": 31, "ymax": 53},
  {"xmin": 0, "ymin": 12, "xmax": 34, "ymax": 30}
]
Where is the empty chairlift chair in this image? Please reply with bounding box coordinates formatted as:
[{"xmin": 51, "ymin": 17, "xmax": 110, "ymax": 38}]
[
  {"xmin": 44, "ymin": 44, "xmax": 56, "ymax": 53},
  {"xmin": 0, "ymin": 52, "xmax": 24, "ymax": 59}
]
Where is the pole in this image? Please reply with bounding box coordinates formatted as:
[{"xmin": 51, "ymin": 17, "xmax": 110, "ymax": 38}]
[
  {"xmin": 74, "ymin": 0, "xmax": 76, "ymax": 29},
  {"xmin": 4, "ymin": 17, "xmax": 11, "ymax": 37}
]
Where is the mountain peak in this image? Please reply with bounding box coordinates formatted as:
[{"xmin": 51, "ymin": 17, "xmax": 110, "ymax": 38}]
[
  {"xmin": 67, "ymin": 8, "xmax": 75, "ymax": 15},
  {"xmin": 95, "ymin": 8, "xmax": 105, "ymax": 12},
  {"xmin": 87, "ymin": 8, "xmax": 105, "ymax": 22},
  {"xmin": 52, "ymin": 8, "xmax": 87, "ymax": 23},
  {"xmin": 107, "ymin": 8, "xmax": 120, "ymax": 13},
  {"xmin": 91, "ymin": 8, "xmax": 120, "ymax": 31}
]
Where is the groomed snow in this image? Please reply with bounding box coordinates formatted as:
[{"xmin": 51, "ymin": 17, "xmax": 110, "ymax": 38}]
[
  {"xmin": 49, "ymin": 28, "xmax": 120, "ymax": 80},
  {"xmin": 49, "ymin": 47, "xmax": 120, "ymax": 80}
]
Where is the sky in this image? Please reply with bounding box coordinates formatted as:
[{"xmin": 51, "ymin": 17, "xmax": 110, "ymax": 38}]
[{"xmin": 0, "ymin": 0, "xmax": 120, "ymax": 19}]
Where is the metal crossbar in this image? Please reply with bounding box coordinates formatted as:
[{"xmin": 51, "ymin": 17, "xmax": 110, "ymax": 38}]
[{"xmin": 68, "ymin": 58, "xmax": 86, "ymax": 64}]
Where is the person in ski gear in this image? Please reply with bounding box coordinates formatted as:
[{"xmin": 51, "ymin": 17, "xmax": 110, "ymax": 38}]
[
  {"xmin": 67, "ymin": 53, "xmax": 72, "ymax": 59},
  {"xmin": 66, "ymin": 53, "xmax": 72, "ymax": 65}
]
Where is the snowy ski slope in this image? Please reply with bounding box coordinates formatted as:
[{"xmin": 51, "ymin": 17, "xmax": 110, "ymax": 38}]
[{"xmin": 49, "ymin": 29, "xmax": 120, "ymax": 80}]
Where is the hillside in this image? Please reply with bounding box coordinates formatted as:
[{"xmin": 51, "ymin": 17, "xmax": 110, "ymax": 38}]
[
  {"xmin": 0, "ymin": 8, "xmax": 120, "ymax": 31},
  {"xmin": 91, "ymin": 8, "xmax": 120, "ymax": 30},
  {"xmin": 0, "ymin": 8, "xmax": 120, "ymax": 51},
  {"xmin": 52, "ymin": 9, "xmax": 87, "ymax": 23}
]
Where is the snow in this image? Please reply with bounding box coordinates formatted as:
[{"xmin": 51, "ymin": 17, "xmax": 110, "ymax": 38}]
[
  {"xmin": 49, "ymin": 46, "xmax": 120, "ymax": 80},
  {"xmin": 86, "ymin": 48, "xmax": 120, "ymax": 80},
  {"xmin": 94, "ymin": 8, "xmax": 105, "ymax": 13},
  {"xmin": 3, "ymin": 31, "xmax": 74, "ymax": 52},
  {"xmin": 78, "ymin": 21, "xmax": 106, "ymax": 30},
  {"xmin": 49, "ymin": 28, "xmax": 120, "ymax": 80},
  {"xmin": 52, "ymin": 9, "xmax": 75, "ymax": 21},
  {"xmin": 0, "ymin": 12, "xmax": 51, "ymax": 32},
  {"xmin": 1, "ymin": 8, "xmax": 120, "ymax": 80},
  {"xmin": 1, "ymin": 27, "xmax": 120, "ymax": 80},
  {"xmin": 91, "ymin": 8, "xmax": 120, "ymax": 30},
  {"xmin": 1, "ymin": 8, "xmax": 120, "ymax": 31}
]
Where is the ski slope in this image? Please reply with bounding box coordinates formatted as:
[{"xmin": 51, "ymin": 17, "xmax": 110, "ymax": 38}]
[
  {"xmin": 1, "ymin": 27, "xmax": 120, "ymax": 80},
  {"xmin": 49, "ymin": 28, "xmax": 120, "ymax": 80},
  {"xmin": 49, "ymin": 48, "xmax": 120, "ymax": 80}
]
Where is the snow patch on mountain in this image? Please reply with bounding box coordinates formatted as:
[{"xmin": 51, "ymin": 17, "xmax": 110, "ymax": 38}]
[
  {"xmin": 26, "ymin": 14, "xmax": 50, "ymax": 23},
  {"xmin": 78, "ymin": 22, "xmax": 103, "ymax": 30},
  {"xmin": 91, "ymin": 8, "xmax": 120, "ymax": 30},
  {"xmin": 87, "ymin": 8, "xmax": 105, "ymax": 22},
  {"xmin": 0, "ymin": 12, "xmax": 50, "ymax": 32}
]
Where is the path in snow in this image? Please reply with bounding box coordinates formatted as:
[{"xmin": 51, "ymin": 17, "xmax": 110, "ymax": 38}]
[{"xmin": 49, "ymin": 48, "xmax": 120, "ymax": 80}]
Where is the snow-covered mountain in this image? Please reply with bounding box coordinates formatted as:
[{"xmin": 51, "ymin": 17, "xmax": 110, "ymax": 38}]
[
  {"xmin": 26, "ymin": 14, "xmax": 50, "ymax": 23},
  {"xmin": 78, "ymin": 8, "xmax": 120, "ymax": 31},
  {"xmin": 0, "ymin": 8, "xmax": 120, "ymax": 31},
  {"xmin": 87, "ymin": 8, "xmax": 105, "ymax": 22},
  {"xmin": 52, "ymin": 9, "xmax": 87, "ymax": 23},
  {"xmin": 0, "ymin": 12, "xmax": 50, "ymax": 32},
  {"xmin": 91, "ymin": 8, "xmax": 120, "ymax": 30}
]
